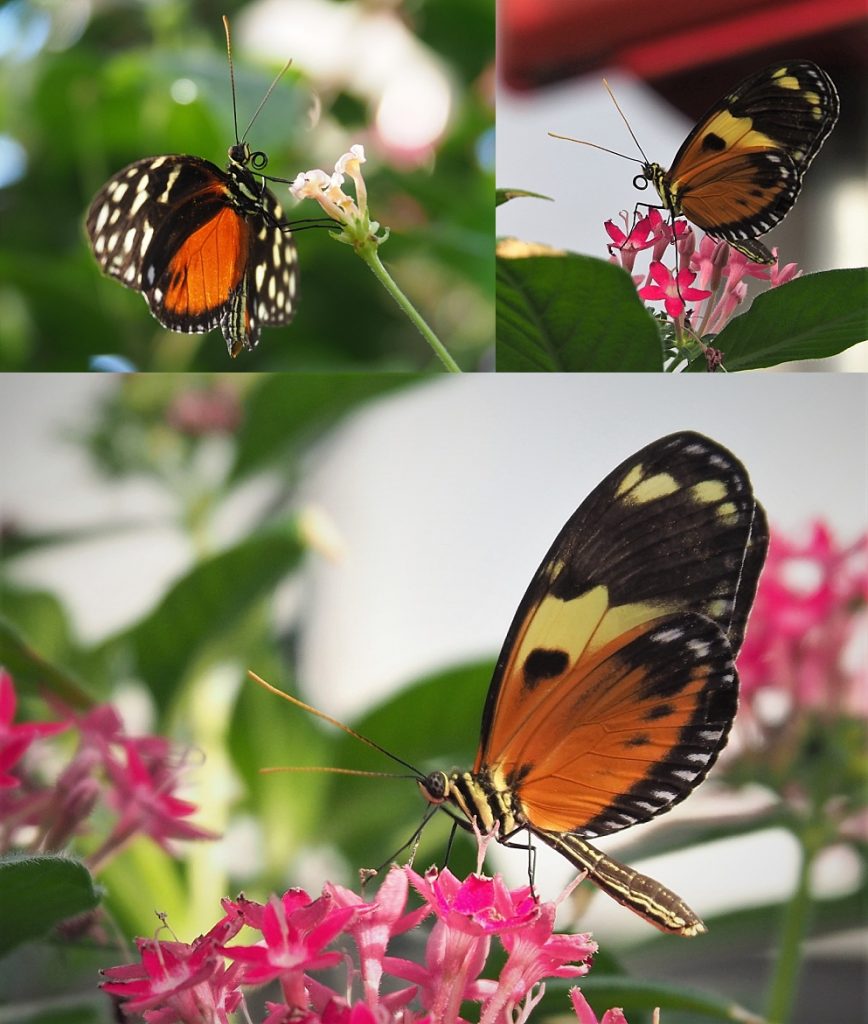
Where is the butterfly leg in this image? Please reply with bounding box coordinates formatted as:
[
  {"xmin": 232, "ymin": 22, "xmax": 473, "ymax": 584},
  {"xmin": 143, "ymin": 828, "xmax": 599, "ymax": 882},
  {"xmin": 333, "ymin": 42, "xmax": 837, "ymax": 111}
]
[
  {"xmin": 498, "ymin": 826, "xmax": 539, "ymax": 901},
  {"xmin": 365, "ymin": 803, "xmax": 441, "ymax": 881}
]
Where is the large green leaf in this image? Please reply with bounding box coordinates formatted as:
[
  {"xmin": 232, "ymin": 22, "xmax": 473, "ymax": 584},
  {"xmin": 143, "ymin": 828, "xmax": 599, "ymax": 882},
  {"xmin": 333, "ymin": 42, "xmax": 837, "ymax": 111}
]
[
  {"xmin": 703, "ymin": 268, "xmax": 868, "ymax": 370},
  {"xmin": 0, "ymin": 856, "xmax": 101, "ymax": 956},
  {"xmin": 496, "ymin": 250, "xmax": 661, "ymax": 370},
  {"xmin": 98, "ymin": 522, "xmax": 304, "ymax": 705}
]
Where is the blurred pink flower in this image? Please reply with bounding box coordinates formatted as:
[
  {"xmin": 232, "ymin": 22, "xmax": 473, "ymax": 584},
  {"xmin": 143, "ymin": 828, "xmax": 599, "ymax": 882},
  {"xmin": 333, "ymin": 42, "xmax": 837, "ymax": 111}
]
[
  {"xmin": 0, "ymin": 668, "xmax": 69, "ymax": 788},
  {"xmin": 738, "ymin": 522, "xmax": 867, "ymax": 717}
]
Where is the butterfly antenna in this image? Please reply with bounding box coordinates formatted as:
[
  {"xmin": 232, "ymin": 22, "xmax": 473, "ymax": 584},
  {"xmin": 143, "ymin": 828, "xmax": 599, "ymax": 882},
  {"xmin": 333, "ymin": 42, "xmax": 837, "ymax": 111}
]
[
  {"xmin": 222, "ymin": 15, "xmax": 241, "ymax": 144},
  {"xmin": 260, "ymin": 765, "xmax": 417, "ymax": 780},
  {"xmin": 547, "ymin": 131, "xmax": 644, "ymax": 166},
  {"xmin": 248, "ymin": 671, "xmax": 423, "ymax": 777},
  {"xmin": 602, "ymin": 78, "xmax": 651, "ymax": 164},
  {"xmin": 241, "ymin": 57, "xmax": 294, "ymax": 143}
]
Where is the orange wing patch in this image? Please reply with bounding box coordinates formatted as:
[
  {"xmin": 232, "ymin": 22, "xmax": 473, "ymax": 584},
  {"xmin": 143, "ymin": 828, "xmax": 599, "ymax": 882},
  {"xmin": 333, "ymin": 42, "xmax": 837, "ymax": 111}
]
[
  {"xmin": 164, "ymin": 205, "xmax": 250, "ymax": 317},
  {"xmin": 499, "ymin": 613, "xmax": 736, "ymax": 835}
]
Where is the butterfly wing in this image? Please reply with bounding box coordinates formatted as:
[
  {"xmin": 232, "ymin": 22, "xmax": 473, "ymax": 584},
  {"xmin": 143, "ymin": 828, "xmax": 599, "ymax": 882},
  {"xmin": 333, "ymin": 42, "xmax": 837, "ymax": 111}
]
[
  {"xmin": 662, "ymin": 62, "xmax": 838, "ymax": 258},
  {"xmin": 86, "ymin": 155, "xmax": 298, "ymax": 355},
  {"xmin": 476, "ymin": 431, "xmax": 767, "ymax": 842}
]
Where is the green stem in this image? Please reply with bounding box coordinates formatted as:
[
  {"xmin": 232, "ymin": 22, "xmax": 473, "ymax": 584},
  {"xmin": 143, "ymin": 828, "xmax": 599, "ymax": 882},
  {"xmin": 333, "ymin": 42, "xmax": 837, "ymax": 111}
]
[
  {"xmin": 357, "ymin": 246, "xmax": 462, "ymax": 373},
  {"xmin": 765, "ymin": 833, "xmax": 817, "ymax": 1023}
]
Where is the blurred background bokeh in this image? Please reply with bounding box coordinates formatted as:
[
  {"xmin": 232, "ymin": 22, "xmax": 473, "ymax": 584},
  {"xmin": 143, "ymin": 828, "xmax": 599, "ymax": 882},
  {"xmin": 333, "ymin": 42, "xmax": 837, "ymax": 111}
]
[
  {"xmin": 2, "ymin": 372, "xmax": 866, "ymax": 1021},
  {"xmin": 0, "ymin": 0, "xmax": 494, "ymax": 371},
  {"xmin": 496, "ymin": 0, "xmax": 868, "ymax": 369}
]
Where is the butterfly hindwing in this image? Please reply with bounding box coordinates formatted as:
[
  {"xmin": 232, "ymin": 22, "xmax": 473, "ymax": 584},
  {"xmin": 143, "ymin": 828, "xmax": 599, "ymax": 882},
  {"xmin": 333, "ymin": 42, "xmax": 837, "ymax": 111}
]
[
  {"xmin": 476, "ymin": 432, "xmax": 767, "ymax": 841},
  {"xmin": 655, "ymin": 61, "xmax": 838, "ymax": 261}
]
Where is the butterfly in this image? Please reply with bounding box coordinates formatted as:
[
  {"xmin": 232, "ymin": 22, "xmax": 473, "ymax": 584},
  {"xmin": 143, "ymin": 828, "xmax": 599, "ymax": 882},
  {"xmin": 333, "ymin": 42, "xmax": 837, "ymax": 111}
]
[
  {"xmin": 552, "ymin": 61, "xmax": 839, "ymax": 263},
  {"xmin": 86, "ymin": 20, "xmax": 298, "ymax": 357},
  {"xmin": 255, "ymin": 431, "xmax": 768, "ymax": 936}
]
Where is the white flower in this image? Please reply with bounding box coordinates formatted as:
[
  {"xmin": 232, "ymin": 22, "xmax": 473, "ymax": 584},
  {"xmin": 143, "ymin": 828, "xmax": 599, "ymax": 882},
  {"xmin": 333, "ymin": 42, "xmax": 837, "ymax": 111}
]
[{"xmin": 290, "ymin": 145, "xmax": 382, "ymax": 243}]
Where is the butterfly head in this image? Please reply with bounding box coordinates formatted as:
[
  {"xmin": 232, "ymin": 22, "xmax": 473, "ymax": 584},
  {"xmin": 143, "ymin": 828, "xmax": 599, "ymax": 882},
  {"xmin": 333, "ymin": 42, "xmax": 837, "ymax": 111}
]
[{"xmin": 418, "ymin": 770, "xmax": 451, "ymax": 805}]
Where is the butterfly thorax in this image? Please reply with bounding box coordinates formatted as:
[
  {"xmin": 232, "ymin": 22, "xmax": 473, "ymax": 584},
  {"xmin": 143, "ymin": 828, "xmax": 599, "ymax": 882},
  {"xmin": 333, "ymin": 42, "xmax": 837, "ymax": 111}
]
[
  {"xmin": 224, "ymin": 143, "xmax": 271, "ymax": 216},
  {"xmin": 642, "ymin": 162, "xmax": 680, "ymax": 214},
  {"xmin": 419, "ymin": 768, "xmax": 524, "ymax": 837}
]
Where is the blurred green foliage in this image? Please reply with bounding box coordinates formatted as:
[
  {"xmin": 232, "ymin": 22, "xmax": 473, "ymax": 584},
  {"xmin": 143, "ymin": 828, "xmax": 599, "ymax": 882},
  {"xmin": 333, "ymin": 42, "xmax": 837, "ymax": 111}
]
[{"xmin": 0, "ymin": 0, "xmax": 494, "ymax": 370}]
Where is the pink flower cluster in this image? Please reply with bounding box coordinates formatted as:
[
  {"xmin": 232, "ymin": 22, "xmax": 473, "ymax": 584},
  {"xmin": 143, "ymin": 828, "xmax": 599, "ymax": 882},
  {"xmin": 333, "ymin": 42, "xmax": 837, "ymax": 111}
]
[
  {"xmin": 102, "ymin": 864, "xmax": 629, "ymax": 1024},
  {"xmin": 605, "ymin": 211, "xmax": 801, "ymax": 359},
  {"xmin": 737, "ymin": 523, "xmax": 868, "ymax": 718},
  {"xmin": 0, "ymin": 669, "xmax": 214, "ymax": 870}
]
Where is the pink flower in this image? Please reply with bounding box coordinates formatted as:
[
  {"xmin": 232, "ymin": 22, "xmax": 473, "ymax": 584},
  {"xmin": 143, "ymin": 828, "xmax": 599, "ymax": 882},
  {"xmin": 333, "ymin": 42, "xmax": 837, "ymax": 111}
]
[
  {"xmin": 770, "ymin": 254, "xmax": 802, "ymax": 287},
  {"xmin": 103, "ymin": 859, "xmax": 610, "ymax": 1022},
  {"xmin": 738, "ymin": 523, "xmax": 867, "ymax": 716},
  {"xmin": 222, "ymin": 890, "xmax": 356, "ymax": 1006},
  {"xmin": 93, "ymin": 740, "xmax": 217, "ymax": 864},
  {"xmin": 605, "ymin": 212, "xmax": 665, "ymax": 272},
  {"xmin": 101, "ymin": 927, "xmax": 244, "ymax": 1024},
  {"xmin": 638, "ymin": 262, "xmax": 711, "ymax": 318},
  {"xmin": 165, "ymin": 385, "xmax": 243, "ymax": 435},
  {"xmin": 0, "ymin": 669, "xmax": 69, "ymax": 788},
  {"xmin": 484, "ymin": 900, "xmax": 595, "ymax": 1022},
  {"xmin": 570, "ymin": 988, "xmax": 635, "ymax": 1024},
  {"xmin": 326, "ymin": 865, "xmax": 426, "ymax": 1004}
]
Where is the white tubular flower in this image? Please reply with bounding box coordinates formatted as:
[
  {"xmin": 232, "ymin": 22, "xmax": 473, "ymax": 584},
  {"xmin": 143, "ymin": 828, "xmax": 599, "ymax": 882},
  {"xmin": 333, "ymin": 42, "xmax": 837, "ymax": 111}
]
[{"xmin": 290, "ymin": 144, "xmax": 386, "ymax": 248}]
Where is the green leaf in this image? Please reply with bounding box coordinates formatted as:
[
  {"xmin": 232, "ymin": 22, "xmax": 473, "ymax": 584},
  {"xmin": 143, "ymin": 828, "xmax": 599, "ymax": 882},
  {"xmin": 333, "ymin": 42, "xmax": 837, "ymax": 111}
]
[
  {"xmin": 709, "ymin": 268, "xmax": 868, "ymax": 370},
  {"xmin": 100, "ymin": 521, "xmax": 304, "ymax": 706},
  {"xmin": 496, "ymin": 187, "xmax": 553, "ymax": 206},
  {"xmin": 0, "ymin": 855, "xmax": 100, "ymax": 957},
  {"xmin": 496, "ymin": 250, "xmax": 661, "ymax": 370},
  {"xmin": 0, "ymin": 616, "xmax": 95, "ymax": 710}
]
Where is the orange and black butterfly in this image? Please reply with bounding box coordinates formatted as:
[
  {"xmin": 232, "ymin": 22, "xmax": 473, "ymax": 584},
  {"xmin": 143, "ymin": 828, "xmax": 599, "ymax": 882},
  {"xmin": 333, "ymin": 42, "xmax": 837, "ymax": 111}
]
[
  {"xmin": 255, "ymin": 431, "xmax": 768, "ymax": 936},
  {"xmin": 553, "ymin": 60, "xmax": 839, "ymax": 263},
  {"xmin": 86, "ymin": 19, "xmax": 298, "ymax": 357}
]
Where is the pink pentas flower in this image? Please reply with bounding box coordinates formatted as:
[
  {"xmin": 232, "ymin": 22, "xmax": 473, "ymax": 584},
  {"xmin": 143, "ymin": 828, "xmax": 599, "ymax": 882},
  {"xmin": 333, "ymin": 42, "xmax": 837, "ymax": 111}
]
[
  {"xmin": 92, "ymin": 741, "xmax": 216, "ymax": 865},
  {"xmin": 638, "ymin": 262, "xmax": 711, "ymax": 318},
  {"xmin": 770, "ymin": 254, "xmax": 802, "ymax": 287},
  {"xmin": 738, "ymin": 523, "xmax": 867, "ymax": 716},
  {"xmin": 570, "ymin": 987, "xmax": 649, "ymax": 1024},
  {"xmin": 326, "ymin": 864, "xmax": 427, "ymax": 1004},
  {"xmin": 222, "ymin": 890, "xmax": 356, "ymax": 1006},
  {"xmin": 101, "ymin": 933, "xmax": 244, "ymax": 1024},
  {"xmin": 0, "ymin": 669, "xmax": 70, "ymax": 788},
  {"xmin": 486, "ymin": 893, "xmax": 595, "ymax": 1023},
  {"xmin": 385, "ymin": 866, "xmax": 527, "ymax": 1015}
]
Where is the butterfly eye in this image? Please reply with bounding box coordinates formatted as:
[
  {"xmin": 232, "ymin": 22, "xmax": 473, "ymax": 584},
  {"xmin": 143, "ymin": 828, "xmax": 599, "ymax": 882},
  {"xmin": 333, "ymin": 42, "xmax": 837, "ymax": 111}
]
[{"xmin": 419, "ymin": 771, "xmax": 449, "ymax": 805}]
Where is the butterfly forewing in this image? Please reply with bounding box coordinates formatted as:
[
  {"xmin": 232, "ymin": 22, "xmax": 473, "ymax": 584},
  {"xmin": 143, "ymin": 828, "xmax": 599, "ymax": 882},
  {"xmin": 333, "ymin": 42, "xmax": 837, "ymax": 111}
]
[
  {"xmin": 478, "ymin": 431, "xmax": 765, "ymax": 768},
  {"xmin": 660, "ymin": 60, "xmax": 838, "ymax": 260}
]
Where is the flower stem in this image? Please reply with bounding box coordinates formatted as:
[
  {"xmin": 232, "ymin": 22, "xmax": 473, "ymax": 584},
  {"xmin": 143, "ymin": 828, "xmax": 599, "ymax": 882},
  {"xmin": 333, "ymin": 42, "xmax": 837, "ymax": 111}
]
[
  {"xmin": 357, "ymin": 246, "xmax": 462, "ymax": 373},
  {"xmin": 764, "ymin": 833, "xmax": 816, "ymax": 1023}
]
